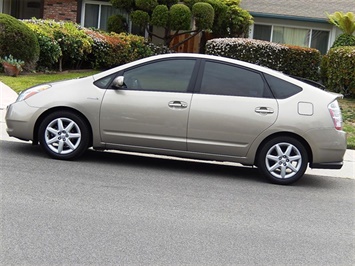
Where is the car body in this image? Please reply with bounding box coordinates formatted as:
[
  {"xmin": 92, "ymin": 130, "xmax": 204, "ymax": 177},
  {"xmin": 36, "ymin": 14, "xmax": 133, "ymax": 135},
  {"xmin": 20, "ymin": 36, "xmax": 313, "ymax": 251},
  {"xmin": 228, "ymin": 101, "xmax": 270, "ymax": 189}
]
[{"xmin": 6, "ymin": 53, "xmax": 347, "ymax": 184}]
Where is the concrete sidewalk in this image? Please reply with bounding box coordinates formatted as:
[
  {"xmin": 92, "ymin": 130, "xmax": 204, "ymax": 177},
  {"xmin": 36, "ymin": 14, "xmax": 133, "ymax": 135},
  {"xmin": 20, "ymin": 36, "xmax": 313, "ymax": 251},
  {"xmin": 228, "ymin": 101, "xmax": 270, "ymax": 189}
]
[{"xmin": 1, "ymin": 81, "xmax": 354, "ymax": 179}]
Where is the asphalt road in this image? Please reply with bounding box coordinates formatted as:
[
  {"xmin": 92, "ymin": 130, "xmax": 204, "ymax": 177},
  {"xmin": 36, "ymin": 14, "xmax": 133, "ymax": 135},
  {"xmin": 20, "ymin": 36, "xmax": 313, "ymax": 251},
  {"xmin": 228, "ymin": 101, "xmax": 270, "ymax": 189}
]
[{"xmin": 1, "ymin": 140, "xmax": 354, "ymax": 265}]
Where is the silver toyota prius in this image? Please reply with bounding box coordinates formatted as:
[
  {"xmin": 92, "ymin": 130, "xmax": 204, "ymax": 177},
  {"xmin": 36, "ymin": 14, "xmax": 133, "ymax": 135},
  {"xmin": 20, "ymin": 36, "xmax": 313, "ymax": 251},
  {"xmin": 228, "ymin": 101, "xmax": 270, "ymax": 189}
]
[{"xmin": 6, "ymin": 53, "xmax": 347, "ymax": 184}]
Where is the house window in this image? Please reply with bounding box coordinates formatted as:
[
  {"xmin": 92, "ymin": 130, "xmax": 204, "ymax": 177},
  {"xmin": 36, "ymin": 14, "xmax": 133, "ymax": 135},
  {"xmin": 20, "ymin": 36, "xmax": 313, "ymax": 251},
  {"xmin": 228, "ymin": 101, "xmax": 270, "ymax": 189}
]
[
  {"xmin": 81, "ymin": 0, "xmax": 145, "ymax": 36},
  {"xmin": 253, "ymin": 24, "xmax": 330, "ymax": 54},
  {"xmin": 272, "ymin": 26, "xmax": 310, "ymax": 47},
  {"xmin": 82, "ymin": 0, "xmax": 127, "ymax": 31},
  {"xmin": 1, "ymin": 0, "xmax": 41, "ymax": 19}
]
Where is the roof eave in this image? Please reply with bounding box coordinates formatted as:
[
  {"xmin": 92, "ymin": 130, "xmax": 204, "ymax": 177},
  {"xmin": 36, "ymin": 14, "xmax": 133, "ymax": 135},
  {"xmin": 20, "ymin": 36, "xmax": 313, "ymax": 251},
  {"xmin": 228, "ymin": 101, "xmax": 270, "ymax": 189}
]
[{"xmin": 250, "ymin": 12, "xmax": 328, "ymax": 23}]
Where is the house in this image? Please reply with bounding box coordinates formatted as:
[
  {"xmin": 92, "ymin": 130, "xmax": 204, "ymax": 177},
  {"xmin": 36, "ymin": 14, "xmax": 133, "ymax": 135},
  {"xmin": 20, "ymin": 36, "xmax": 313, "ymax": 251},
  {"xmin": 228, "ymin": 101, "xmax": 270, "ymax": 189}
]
[
  {"xmin": 1, "ymin": 0, "xmax": 354, "ymax": 53},
  {"xmin": 240, "ymin": 0, "xmax": 355, "ymax": 54},
  {"xmin": 0, "ymin": 0, "xmax": 140, "ymax": 34}
]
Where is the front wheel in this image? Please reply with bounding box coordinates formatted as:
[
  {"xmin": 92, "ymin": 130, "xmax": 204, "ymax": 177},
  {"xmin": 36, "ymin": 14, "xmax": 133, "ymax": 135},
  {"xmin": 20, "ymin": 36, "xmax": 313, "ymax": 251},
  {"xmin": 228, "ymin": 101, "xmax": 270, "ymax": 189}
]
[
  {"xmin": 257, "ymin": 137, "xmax": 308, "ymax": 185},
  {"xmin": 38, "ymin": 111, "xmax": 90, "ymax": 160}
]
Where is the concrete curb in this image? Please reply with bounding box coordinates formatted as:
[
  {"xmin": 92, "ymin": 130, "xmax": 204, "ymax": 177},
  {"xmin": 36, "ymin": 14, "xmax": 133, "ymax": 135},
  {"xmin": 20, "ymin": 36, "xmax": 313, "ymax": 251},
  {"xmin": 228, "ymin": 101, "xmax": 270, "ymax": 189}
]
[{"xmin": 1, "ymin": 81, "xmax": 354, "ymax": 179}]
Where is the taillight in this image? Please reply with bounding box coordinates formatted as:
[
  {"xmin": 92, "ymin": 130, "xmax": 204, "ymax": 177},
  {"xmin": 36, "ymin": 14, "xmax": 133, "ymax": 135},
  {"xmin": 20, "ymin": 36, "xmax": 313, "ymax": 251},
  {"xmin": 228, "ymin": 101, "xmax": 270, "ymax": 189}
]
[{"xmin": 328, "ymin": 100, "xmax": 343, "ymax": 130}]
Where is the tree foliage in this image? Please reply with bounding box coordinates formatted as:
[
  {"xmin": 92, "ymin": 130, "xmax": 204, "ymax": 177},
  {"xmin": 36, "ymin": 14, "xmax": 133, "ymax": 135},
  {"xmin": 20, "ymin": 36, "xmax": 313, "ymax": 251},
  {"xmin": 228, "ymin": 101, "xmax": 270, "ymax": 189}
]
[
  {"xmin": 327, "ymin": 12, "xmax": 355, "ymax": 48},
  {"xmin": 327, "ymin": 11, "xmax": 355, "ymax": 35},
  {"xmin": 110, "ymin": 0, "xmax": 252, "ymax": 48}
]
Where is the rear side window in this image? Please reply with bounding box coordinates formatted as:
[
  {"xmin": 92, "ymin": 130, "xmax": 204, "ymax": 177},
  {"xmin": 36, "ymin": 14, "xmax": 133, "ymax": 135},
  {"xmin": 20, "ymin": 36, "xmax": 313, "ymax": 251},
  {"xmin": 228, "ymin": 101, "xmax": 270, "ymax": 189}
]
[
  {"xmin": 199, "ymin": 61, "xmax": 273, "ymax": 98},
  {"xmin": 264, "ymin": 74, "xmax": 302, "ymax": 99}
]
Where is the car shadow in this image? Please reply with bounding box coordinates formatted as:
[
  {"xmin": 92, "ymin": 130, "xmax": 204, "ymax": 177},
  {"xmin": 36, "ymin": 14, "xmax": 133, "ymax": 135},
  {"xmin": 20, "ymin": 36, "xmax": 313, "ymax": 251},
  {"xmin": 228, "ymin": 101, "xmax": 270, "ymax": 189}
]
[
  {"xmin": 1, "ymin": 140, "xmax": 341, "ymax": 188},
  {"xmin": 82, "ymin": 149, "xmax": 265, "ymax": 184}
]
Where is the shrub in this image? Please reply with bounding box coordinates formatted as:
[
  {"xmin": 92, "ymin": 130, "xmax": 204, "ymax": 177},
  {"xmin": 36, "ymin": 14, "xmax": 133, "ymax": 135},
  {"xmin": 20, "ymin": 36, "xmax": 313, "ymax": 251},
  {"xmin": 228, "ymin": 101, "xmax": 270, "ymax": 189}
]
[
  {"xmin": 107, "ymin": 14, "xmax": 128, "ymax": 33},
  {"xmin": 283, "ymin": 45, "xmax": 321, "ymax": 81},
  {"xmin": 324, "ymin": 46, "xmax": 355, "ymax": 96},
  {"xmin": 192, "ymin": 2, "xmax": 215, "ymax": 29},
  {"xmin": 53, "ymin": 21, "xmax": 93, "ymax": 69},
  {"xmin": 151, "ymin": 5, "xmax": 169, "ymax": 27},
  {"xmin": 0, "ymin": 14, "xmax": 39, "ymax": 70},
  {"xmin": 116, "ymin": 33, "xmax": 153, "ymax": 62},
  {"xmin": 206, "ymin": 38, "xmax": 287, "ymax": 70},
  {"xmin": 23, "ymin": 19, "xmax": 93, "ymax": 70},
  {"xmin": 170, "ymin": 4, "xmax": 192, "ymax": 30},
  {"xmin": 146, "ymin": 43, "xmax": 174, "ymax": 55},
  {"xmin": 22, "ymin": 18, "xmax": 156, "ymax": 70},
  {"xmin": 84, "ymin": 29, "xmax": 130, "ymax": 69},
  {"xmin": 23, "ymin": 19, "xmax": 62, "ymax": 70},
  {"xmin": 206, "ymin": 38, "xmax": 321, "ymax": 81},
  {"xmin": 332, "ymin": 33, "xmax": 355, "ymax": 48},
  {"xmin": 84, "ymin": 29, "xmax": 153, "ymax": 69}
]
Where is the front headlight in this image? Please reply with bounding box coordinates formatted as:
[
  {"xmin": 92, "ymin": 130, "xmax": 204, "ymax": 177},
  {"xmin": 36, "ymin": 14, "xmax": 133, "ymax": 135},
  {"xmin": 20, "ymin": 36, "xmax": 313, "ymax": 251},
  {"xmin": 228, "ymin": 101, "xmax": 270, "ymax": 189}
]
[{"xmin": 16, "ymin": 84, "xmax": 52, "ymax": 102}]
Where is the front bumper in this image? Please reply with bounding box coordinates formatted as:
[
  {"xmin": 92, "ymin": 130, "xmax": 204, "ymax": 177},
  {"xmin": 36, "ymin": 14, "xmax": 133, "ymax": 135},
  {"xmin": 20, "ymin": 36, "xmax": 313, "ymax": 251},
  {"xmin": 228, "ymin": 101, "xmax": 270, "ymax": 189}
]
[{"xmin": 5, "ymin": 101, "xmax": 42, "ymax": 141}]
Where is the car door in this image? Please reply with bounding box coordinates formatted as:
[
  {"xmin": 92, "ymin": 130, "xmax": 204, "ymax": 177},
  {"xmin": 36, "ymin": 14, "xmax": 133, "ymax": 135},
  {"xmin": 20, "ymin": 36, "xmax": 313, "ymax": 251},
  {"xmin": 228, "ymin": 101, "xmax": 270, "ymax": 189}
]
[
  {"xmin": 100, "ymin": 58, "xmax": 198, "ymax": 151},
  {"xmin": 187, "ymin": 60, "xmax": 279, "ymax": 157}
]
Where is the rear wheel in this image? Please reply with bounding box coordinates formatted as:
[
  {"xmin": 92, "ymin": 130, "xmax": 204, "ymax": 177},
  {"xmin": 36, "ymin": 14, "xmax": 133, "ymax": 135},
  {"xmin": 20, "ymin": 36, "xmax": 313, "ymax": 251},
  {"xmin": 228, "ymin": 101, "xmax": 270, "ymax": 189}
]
[
  {"xmin": 38, "ymin": 111, "xmax": 90, "ymax": 160},
  {"xmin": 257, "ymin": 136, "xmax": 308, "ymax": 185}
]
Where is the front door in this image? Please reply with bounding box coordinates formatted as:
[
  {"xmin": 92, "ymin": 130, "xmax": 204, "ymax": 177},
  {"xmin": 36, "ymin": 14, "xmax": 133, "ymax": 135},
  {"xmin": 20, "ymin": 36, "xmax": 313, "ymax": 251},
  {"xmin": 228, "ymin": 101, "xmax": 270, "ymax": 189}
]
[{"xmin": 100, "ymin": 58, "xmax": 197, "ymax": 151}]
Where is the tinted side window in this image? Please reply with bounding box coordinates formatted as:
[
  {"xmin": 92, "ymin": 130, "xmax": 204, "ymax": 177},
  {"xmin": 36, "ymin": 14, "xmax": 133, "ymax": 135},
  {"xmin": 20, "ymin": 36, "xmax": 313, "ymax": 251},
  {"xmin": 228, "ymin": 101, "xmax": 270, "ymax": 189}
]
[
  {"xmin": 200, "ymin": 61, "xmax": 271, "ymax": 98},
  {"xmin": 264, "ymin": 74, "xmax": 302, "ymax": 99},
  {"xmin": 94, "ymin": 73, "xmax": 117, "ymax": 89},
  {"xmin": 123, "ymin": 59, "xmax": 196, "ymax": 92}
]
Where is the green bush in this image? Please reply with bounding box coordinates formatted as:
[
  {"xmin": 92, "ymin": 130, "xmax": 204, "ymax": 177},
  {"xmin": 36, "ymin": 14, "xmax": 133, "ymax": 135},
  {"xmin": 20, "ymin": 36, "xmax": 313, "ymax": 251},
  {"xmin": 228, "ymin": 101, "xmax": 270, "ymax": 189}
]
[
  {"xmin": 283, "ymin": 45, "xmax": 321, "ymax": 81},
  {"xmin": 206, "ymin": 38, "xmax": 287, "ymax": 70},
  {"xmin": 84, "ymin": 29, "xmax": 153, "ymax": 69},
  {"xmin": 85, "ymin": 29, "xmax": 129, "ymax": 69},
  {"xmin": 23, "ymin": 19, "xmax": 92, "ymax": 70},
  {"xmin": 117, "ymin": 33, "xmax": 153, "ymax": 62},
  {"xmin": 170, "ymin": 4, "xmax": 192, "ymax": 30},
  {"xmin": 107, "ymin": 14, "xmax": 128, "ymax": 33},
  {"xmin": 53, "ymin": 21, "xmax": 93, "ymax": 69},
  {"xmin": 192, "ymin": 2, "xmax": 215, "ymax": 29},
  {"xmin": 135, "ymin": 0, "xmax": 158, "ymax": 11},
  {"xmin": 332, "ymin": 33, "xmax": 355, "ymax": 48},
  {"xmin": 324, "ymin": 46, "xmax": 355, "ymax": 96},
  {"xmin": 22, "ymin": 19, "xmax": 156, "ymax": 70},
  {"xmin": 0, "ymin": 14, "xmax": 39, "ymax": 70},
  {"xmin": 206, "ymin": 38, "xmax": 321, "ymax": 81},
  {"xmin": 131, "ymin": 10, "xmax": 150, "ymax": 28},
  {"xmin": 23, "ymin": 19, "xmax": 62, "ymax": 70},
  {"xmin": 151, "ymin": 5, "xmax": 169, "ymax": 27}
]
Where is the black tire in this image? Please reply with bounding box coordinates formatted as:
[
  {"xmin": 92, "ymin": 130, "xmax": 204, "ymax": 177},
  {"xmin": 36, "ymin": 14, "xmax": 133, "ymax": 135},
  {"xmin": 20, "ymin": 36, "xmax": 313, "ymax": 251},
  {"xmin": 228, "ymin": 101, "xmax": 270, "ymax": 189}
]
[
  {"xmin": 257, "ymin": 136, "xmax": 308, "ymax": 185},
  {"xmin": 38, "ymin": 111, "xmax": 90, "ymax": 160}
]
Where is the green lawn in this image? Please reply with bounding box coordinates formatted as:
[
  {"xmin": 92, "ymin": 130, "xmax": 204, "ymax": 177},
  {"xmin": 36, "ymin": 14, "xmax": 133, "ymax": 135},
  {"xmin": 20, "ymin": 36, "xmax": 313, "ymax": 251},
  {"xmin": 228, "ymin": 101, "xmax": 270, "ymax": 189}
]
[
  {"xmin": 1, "ymin": 71, "xmax": 354, "ymax": 149},
  {"xmin": 0, "ymin": 70, "xmax": 99, "ymax": 93}
]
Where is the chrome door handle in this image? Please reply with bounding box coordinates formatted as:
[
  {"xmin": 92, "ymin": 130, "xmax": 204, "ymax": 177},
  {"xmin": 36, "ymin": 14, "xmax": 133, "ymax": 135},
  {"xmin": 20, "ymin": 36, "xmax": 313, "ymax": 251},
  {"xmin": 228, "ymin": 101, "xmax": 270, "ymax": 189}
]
[
  {"xmin": 168, "ymin": 101, "xmax": 188, "ymax": 109},
  {"xmin": 255, "ymin": 107, "xmax": 274, "ymax": 114}
]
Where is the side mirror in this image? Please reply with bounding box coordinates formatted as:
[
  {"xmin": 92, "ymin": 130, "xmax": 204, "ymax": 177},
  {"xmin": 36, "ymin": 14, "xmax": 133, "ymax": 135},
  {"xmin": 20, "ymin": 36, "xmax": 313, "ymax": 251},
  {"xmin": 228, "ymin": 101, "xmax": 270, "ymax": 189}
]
[{"xmin": 112, "ymin": 76, "xmax": 125, "ymax": 89}]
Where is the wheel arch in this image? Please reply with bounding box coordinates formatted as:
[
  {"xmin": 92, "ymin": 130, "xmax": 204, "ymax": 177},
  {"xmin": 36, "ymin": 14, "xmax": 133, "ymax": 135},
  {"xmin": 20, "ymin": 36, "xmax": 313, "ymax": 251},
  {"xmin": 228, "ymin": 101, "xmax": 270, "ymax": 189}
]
[
  {"xmin": 33, "ymin": 107, "xmax": 93, "ymax": 147},
  {"xmin": 254, "ymin": 132, "xmax": 313, "ymax": 166}
]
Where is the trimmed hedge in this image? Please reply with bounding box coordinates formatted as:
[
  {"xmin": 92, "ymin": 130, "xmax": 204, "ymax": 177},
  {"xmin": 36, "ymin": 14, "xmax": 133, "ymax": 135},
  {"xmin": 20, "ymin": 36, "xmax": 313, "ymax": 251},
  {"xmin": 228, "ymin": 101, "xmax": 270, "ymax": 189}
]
[
  {"xmin": 282, "ymin": 44, "xmax": 321, "ymax": 81},
  {"xmin": 323, "ymin": 46, "xmax": 355, "ymax": 96},
  {"xmin": 206, "ymin": 38, "xmax": 321, "ymax": 81},
  {"xmin": 21, "ymin": 19, "xmax": 173, "ymax": 71},
  {"xmin": 85, "ymin": 30, "xmax": 153, "ymax": 69}
]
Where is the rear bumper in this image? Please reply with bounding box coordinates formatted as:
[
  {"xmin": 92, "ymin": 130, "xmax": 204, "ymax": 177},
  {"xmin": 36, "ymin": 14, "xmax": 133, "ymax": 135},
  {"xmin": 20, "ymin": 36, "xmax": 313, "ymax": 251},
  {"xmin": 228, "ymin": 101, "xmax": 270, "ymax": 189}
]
[{"xmin": 310, "ymin": 161, "xmax": 343, "ymax": 170}]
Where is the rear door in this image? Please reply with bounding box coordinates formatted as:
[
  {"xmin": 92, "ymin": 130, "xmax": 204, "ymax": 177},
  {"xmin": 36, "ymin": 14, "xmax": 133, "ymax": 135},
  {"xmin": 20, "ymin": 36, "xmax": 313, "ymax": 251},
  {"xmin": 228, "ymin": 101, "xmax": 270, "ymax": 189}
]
[{"xmin": 187, "ymin": 60, "xmax": 279, "ymax": 157}]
